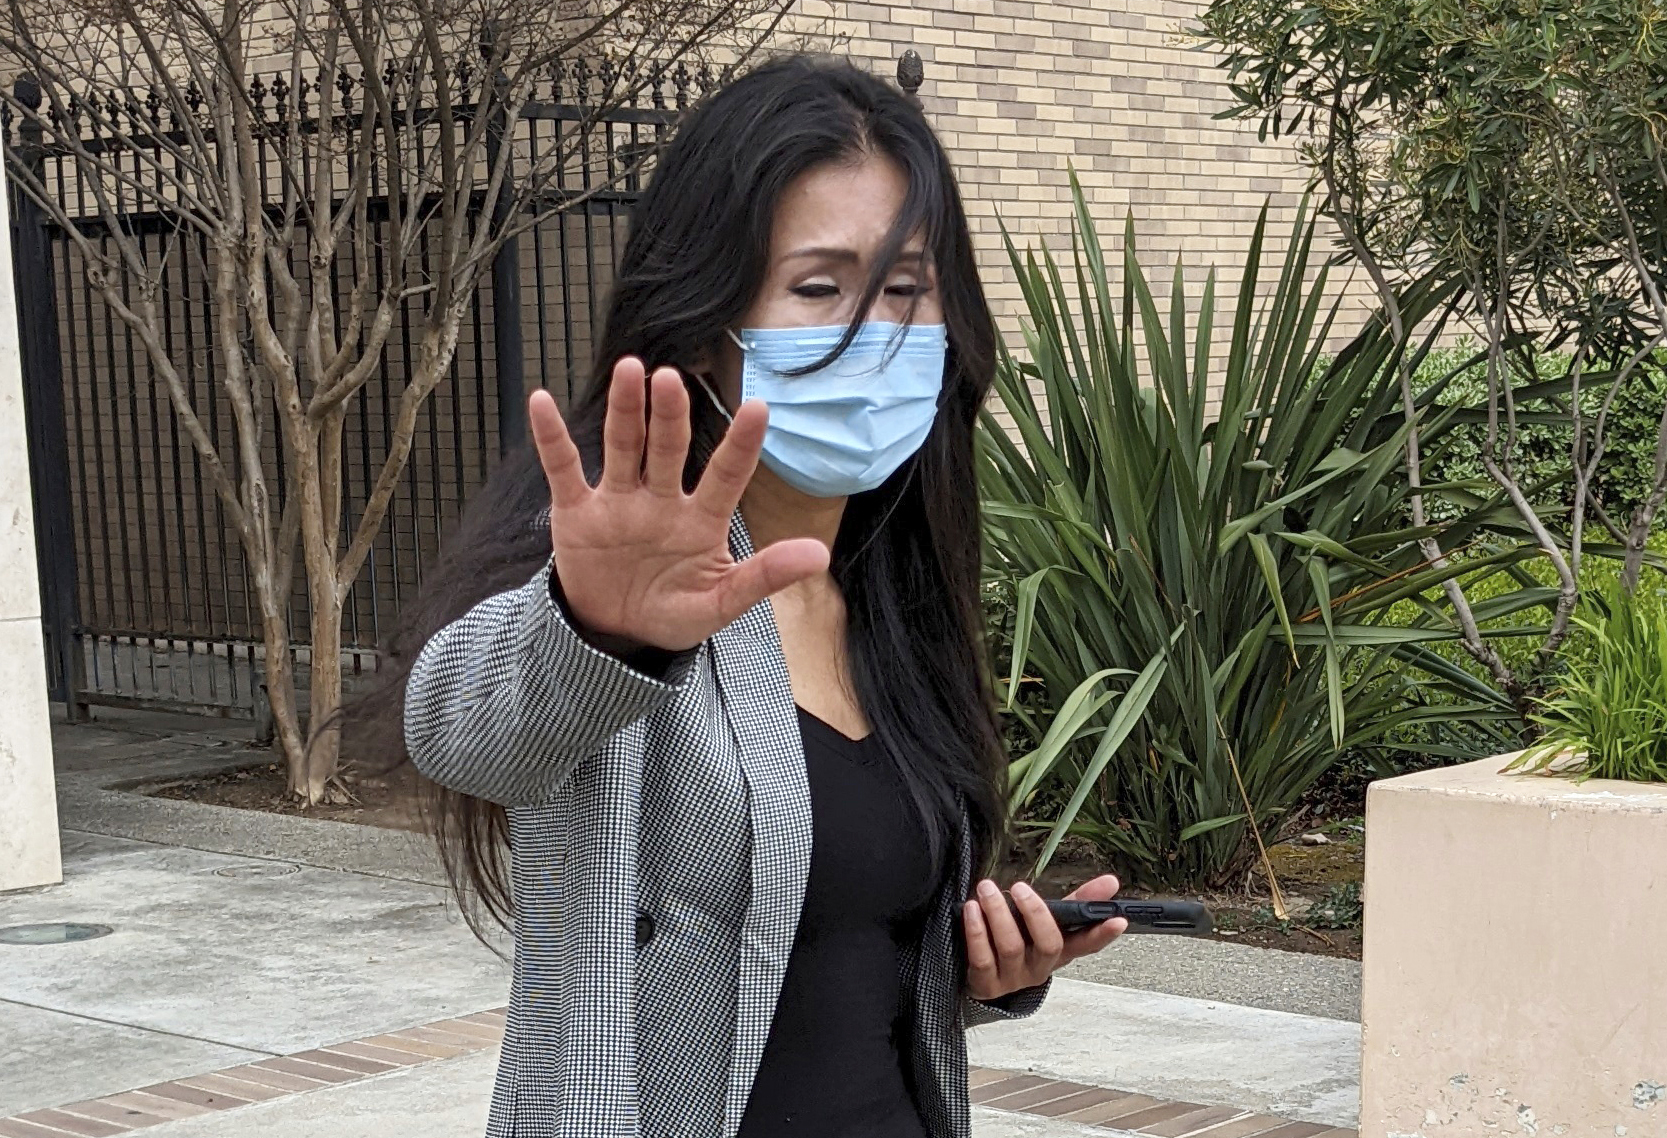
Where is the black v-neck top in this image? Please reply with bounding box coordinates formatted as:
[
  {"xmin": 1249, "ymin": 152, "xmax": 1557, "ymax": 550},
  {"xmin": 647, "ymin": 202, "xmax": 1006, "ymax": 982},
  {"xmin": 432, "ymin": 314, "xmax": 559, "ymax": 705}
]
[{"xmin": 735, "ymin": 706, "xmax": 937, "ymax": 1137}]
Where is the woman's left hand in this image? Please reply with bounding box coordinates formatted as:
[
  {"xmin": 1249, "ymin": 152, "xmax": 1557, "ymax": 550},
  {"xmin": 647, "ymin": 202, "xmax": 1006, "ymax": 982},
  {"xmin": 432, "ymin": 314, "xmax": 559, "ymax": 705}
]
[{"xmin": 962, "ymin": 875, "xmax": 1127, "ymax": 1002}]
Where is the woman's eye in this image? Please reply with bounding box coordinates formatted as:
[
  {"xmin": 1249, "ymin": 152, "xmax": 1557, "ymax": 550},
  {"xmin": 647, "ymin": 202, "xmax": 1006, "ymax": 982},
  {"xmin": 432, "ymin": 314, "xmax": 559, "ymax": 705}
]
[
  {"xmin": 790, "ymin": 283, "xmax": 839, "ymax": 299},
  {"xmin": 886, "ymin": 282, "xmax": 929, "ymax": 297}
]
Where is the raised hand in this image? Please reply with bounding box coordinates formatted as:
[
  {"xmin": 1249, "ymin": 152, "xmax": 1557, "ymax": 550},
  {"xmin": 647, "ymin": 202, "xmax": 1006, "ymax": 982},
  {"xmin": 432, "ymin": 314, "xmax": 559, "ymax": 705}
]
[{"xmin": 530, "ymin": 357, "xmax": 830, "ymax": 653}]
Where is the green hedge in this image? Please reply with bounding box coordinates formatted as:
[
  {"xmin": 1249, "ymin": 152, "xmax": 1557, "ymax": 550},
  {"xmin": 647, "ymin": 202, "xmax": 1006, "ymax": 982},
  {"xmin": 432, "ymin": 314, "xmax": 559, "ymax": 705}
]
[{"xmin": 1419, "ymin": 345, "xmax": 1666, "ymax": 529}]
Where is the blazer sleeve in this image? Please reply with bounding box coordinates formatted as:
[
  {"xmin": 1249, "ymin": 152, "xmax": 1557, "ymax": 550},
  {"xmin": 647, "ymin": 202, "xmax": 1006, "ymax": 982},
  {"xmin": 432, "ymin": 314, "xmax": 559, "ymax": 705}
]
[
  {"xmin": 962, "ymin": 978, "xmax": 1052, "ymax": 1028},
  {"xmin": 402, "ymin": 554, "xmax": 702, "ymax": 806}
]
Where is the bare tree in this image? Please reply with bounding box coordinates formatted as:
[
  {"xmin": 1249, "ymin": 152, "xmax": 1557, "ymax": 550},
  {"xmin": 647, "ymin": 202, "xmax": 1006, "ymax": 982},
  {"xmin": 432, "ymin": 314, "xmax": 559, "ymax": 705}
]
[{"xmin": 2, "ymin": 0, "xmax": 799, "ymax": 801}]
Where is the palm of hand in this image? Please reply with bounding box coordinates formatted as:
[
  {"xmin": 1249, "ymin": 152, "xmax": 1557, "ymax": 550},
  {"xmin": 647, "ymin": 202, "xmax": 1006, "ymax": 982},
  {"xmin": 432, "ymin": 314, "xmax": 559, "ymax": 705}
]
[{"xmin": 531, "ymin": 357, "xmax": 829, "ymax": 653}]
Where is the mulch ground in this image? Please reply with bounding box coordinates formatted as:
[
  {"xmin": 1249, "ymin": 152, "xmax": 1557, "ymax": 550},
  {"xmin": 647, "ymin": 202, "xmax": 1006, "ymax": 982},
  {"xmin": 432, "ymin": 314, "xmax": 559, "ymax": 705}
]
[
  {"xmin": 145, "ymin": 762, "xmax": 1366, "ymax": 960},
  {"xmin": 146, "ymin": 760, "xmax": 429, "ymax": 832},
  {"xmin": 997, "ymin": 830, "xmax": 1365, "ymax": 960}
]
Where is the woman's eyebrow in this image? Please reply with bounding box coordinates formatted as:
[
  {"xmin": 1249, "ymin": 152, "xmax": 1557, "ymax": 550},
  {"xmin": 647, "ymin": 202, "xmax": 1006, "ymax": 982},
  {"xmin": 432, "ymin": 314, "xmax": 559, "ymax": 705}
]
[
  {"xmin": 782, "ymin": 246, "xmax": 859, "ymax": 263},
  {"xmin": 780, "ymin": 246, "xmax": 927, "ymax": 263}
]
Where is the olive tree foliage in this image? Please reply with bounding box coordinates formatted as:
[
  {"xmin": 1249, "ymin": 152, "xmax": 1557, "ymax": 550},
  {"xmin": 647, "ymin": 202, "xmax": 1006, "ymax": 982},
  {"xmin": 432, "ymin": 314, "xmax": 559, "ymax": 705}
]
[
  {"xmin": 1199, "ymin": 0, "xmax": 1667, "ymax": 708},
  {"xmin": 0, "ymin": 0, "xmax": 796, "ymax": 801}
]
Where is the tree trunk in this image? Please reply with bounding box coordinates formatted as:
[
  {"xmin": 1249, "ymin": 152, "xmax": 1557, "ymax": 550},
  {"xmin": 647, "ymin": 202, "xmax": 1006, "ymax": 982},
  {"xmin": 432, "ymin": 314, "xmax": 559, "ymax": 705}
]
[
  {"xmin": 257, "ymin": 594, "xmax": 308, "ymax": 784},
  {"xmin": 287, "ymin": 407, "xmax": 347, "ymax": 805},
  {"xmin": 1621, "ymin": 496, "xmax": 1665, "ymax": 593},
  {"xmin": 300, "ymin": 596, "xmax": 343, "ymax": 804}
]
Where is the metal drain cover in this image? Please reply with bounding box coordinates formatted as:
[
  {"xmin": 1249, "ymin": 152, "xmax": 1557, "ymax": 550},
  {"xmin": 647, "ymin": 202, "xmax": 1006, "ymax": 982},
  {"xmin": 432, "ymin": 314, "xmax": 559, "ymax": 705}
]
[
  {"xmin": 212, "ymin": 863, "xmax": 300, "ymax": 879},
  {"xmin": 0, "ymin": 922, "xmax": 114, "ymax": 945}
]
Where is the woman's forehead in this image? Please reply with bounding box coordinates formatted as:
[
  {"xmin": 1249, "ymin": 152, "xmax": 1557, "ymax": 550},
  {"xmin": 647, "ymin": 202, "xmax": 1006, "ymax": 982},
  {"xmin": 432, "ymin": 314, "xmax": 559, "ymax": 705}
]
[{"xmin": 770, "ymin": 156, "xmax": 924, "ymax": 260}]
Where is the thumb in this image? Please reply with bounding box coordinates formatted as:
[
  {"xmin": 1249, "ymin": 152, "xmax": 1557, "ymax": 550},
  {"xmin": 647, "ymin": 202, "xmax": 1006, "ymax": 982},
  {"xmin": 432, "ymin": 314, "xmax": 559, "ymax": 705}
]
[{"xmin": 713, "ymin": 538, "xmax": 830, "ymax": 625}]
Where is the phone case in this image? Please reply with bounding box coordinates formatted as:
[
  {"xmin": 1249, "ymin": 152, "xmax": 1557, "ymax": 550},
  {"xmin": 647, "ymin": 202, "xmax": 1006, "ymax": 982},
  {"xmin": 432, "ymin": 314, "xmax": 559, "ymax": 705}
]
[{"xmin": 1003, "ymin": 894, "xmax": 1213, "ymax": 936}]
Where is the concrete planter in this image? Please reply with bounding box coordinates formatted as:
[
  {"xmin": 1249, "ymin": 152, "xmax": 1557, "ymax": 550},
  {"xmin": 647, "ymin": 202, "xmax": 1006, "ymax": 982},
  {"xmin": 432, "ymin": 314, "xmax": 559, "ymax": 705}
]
[{"xmin": 1361, "ymin": 755, "xmax": 1667, "ymax": 1138}]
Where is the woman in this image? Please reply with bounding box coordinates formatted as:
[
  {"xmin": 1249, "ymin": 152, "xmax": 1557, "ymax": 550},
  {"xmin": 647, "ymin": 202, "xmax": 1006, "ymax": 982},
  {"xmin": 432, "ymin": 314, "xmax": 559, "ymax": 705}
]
[{"xmin": 375, "ymin": 54, "xmax": 1126, "ymax": 1138}]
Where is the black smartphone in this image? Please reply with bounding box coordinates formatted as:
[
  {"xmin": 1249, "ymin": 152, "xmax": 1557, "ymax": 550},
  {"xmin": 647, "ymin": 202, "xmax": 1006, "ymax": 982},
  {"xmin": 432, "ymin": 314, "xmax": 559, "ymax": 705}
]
[{"xmin": 1004, "ymin": 894, "xmax": 1212, "ymax": 937}]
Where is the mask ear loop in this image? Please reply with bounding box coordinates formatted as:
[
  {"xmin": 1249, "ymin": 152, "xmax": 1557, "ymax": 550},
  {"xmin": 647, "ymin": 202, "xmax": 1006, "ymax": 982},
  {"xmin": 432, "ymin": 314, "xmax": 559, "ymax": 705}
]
[
  {"xmin": 692, "ymin": 330, "xmax": 747, "ymax": 423},
  {"xmin": 692, "ymin": 371, "xmax": 735, "ymax": 424}
]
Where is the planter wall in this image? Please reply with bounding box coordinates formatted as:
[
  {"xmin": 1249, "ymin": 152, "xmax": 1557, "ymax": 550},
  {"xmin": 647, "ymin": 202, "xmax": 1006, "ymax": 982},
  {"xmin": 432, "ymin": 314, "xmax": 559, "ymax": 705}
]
[{"xmin": 1361, "ymin": 755, "xmax": 1667, "ymax": 1137}]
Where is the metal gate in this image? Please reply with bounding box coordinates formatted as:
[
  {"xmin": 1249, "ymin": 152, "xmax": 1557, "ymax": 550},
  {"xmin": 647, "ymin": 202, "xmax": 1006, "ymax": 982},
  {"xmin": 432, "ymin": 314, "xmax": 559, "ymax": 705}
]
[{"xmin": 10, "ymin": 61, "xmax": 709, "ymax": 720}]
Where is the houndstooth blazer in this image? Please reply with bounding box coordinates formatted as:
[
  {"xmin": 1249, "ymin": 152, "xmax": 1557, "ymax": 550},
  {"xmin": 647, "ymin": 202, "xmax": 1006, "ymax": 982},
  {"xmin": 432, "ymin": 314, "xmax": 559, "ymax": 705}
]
[{"xmin": 403, "ymin": 512, "xmax": 1049, "ymax": 1138}]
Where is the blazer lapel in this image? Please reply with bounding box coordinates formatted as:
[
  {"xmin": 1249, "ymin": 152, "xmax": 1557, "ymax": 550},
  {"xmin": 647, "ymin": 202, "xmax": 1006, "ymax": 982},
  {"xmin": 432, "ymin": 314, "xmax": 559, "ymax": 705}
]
[{"xmin": 710, "ymin": 513, "xmax": 813, "ymax": 1137}]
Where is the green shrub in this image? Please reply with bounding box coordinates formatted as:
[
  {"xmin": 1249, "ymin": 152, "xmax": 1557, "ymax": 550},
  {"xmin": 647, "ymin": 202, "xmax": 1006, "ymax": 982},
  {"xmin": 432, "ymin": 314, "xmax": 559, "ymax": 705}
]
[
  {"xmin": 1508, "ymin": 583, "xmax": 1667, "ymax": 784},
  {"xmin": 981, "ymin": 179, "xmax": 1540, "ymax": 889},
  {"xmin": 1322, "ymin": 531, "xmax": 1667, "ymax": 799},
  {"xmin": 1418, "ymin": 344, "xmax": 1667, "ymax": 531}
]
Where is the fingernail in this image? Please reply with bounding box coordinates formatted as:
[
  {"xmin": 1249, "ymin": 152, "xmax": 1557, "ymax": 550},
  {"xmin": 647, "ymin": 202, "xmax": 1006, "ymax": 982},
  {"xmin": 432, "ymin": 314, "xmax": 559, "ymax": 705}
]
[
  {"xmin": 977, "ymin": 879, "xmax": 999, "ymax": 900},
  {"xmin": 1012, "ymin": 881, "xmax": 1034, "ymax": 900}
]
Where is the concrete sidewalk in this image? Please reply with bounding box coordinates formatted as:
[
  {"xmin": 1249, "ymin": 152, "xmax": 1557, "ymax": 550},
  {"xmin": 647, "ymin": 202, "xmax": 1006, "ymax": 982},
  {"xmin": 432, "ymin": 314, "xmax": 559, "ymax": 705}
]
[
  {"xmin": 0, "ymin": 830, "xmax": 508, "ymax": 1118},
  {"xmin": 968, "ymin": 979, "xmax": 1358, "ymax": 1127},
  {"xmin": 2, "ymin": 712, "xmax": 1363, "ymax": 1137},
  {"xmin": 45, "ymin": 709, "xmax": 1364, "ymax": 1023}
]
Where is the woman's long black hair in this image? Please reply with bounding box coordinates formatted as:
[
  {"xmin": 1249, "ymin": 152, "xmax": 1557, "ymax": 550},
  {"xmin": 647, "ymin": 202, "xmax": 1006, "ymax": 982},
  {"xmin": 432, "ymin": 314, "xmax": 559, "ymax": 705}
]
[{"xmin": 345, "ymin": 53, "xmax": 1008, "ymax": 936}]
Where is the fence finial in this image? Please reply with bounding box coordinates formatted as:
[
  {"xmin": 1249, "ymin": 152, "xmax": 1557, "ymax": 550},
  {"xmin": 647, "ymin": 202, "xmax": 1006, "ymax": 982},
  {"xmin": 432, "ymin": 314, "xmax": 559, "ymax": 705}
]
[
  {"xmin": 15, "ymin": 73, "xmax": 41, "ymax": 112},
  {"xmin": 896, "ymin": 50, "xmax": 924, "ymax": 107}
]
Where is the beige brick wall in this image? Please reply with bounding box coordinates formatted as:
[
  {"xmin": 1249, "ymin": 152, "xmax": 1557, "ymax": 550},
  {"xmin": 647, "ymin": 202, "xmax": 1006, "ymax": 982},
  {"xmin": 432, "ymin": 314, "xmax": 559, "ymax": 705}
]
[{"xmin": 796, "ymin": 0, "xmax": 1375, "ymax": 378}]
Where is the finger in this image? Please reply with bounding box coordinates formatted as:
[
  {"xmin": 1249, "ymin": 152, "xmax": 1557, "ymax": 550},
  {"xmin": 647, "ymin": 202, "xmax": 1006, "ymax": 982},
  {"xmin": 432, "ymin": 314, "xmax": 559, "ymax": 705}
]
[
  {"xmin": 691, "ymin": 399, "xmax": 768, "ymax": 520},
  {"xmin": 528, "ymin": 389, "xmax": 589, "ymax": 511},
  {"xmin": 1063, "ymin": 874, "xmax": 1121, "ymax": 903},
  {"xmin": 600, "ymin": 357, "xmax": 649, "ymax": 493},
  {"xmin": 1062, "ymin": 915, "xmax": 1128, "ymax": 962},
  {"xmin": 1011, "ymin": 881, "xmax": 1064, "ymax": 959},
  {"xmin": 713, "ymin": 538, "xmax": 830, "ymax": 625},
  {"xmin": 962, "ymin": 900, "xmax": 999, "ymax": 993},
  {"xmin": 976, "ymin": 880, "xmax": 1027, "ymax": 972},
  {"xmin": 642, "ymin": 367, "xmax": 691, "ymax": 496}
]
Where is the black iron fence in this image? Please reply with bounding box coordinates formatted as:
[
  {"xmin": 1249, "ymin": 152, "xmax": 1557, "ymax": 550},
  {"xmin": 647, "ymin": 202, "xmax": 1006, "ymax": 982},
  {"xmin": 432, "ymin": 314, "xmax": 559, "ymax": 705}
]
[{"xmin": 10, "ymin": 59, "xmax": 716, "ymax": 722}]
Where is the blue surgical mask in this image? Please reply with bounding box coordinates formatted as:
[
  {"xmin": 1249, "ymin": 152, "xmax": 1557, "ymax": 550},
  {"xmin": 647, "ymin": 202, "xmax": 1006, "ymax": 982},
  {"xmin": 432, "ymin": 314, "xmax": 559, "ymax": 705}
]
[{"xmin": 696, "ymin": 321, "xmax": 946, "ymax": 498}]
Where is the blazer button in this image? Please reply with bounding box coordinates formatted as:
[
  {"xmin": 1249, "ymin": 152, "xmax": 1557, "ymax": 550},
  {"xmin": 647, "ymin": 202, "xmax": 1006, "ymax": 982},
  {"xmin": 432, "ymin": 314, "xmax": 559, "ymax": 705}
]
[{"xmin": 635, "ymin": 910, "xmax": 656, "ymax": 948}]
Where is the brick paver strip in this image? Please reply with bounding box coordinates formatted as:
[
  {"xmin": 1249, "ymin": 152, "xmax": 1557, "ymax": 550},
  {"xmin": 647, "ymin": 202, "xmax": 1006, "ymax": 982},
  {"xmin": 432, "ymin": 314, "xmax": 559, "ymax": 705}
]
[
  {"xmin": 1141, "ymin": 1103, "xmax": 1248, "ymax": 1136},
  {"xmin": 48, "ymin": 1101, "xmax": 164, "ymax": 1131},
  {"xmin": 12, "ymin": 1109, "xmax": 126, "ymax": 1137},
  {"xmin": 366, "ymin": 1031, "xmax": 469, "ymax": 1059},
  {"xmin": 135, "ymin": 1083, "xmax": 246, "ymax": 1111},
  {"xmin": 0, "ymin": 1002, "xmax": 1358, "ymax": 1138},
  {"xmin": 49, "ymin": 1115, "xmax": 142, "ymax": 1136},
  {"xmin": 97, "ymin": 1093, "xmax": 210, "ymax": 1123},
  {"xmin": 1029, "ymin": 1086, "xmax": 1123, "ymax": 1117},
  {"xmin": 1054, "ymin": 1092, "xmax": 1165, "ymax": 1124},
  {"xmin": 249, "ymin": 1057, "xmax": 358, "ymax": 1085},
  {"xmin": 0, "ymin": 1119, "xmax": 84, "ymax": 1138},
  {"xmin": 326, "ymin": 1040, "xmax": 431, "ymax": 1067},
  {"xmin": 1050, "ymin": 1089, "xmax": 1151, "ymax": 1119},
  {"xmin": 172, "ymin": 1074, "xmax": 286, "ymax": 1103},
  {"xmin": 982, "ymin": 1079, "xmax": 1098, "ymax": 1111},
  {"xmin": 395, "ymin": 1024, "xmax": 485, "ymax": 1049},
  {"xmin": 970, "ymin": 1072, "xmax": 1052, "ymax": 1103},
  {"xmin": 286, "ymin": 1048, "xmax": 397, "ymax": 1076},
  {"xmin": 213, "ymin": 1064, "xmax": 328, "ymax": 1093},
  {"xmin": 428, "ymin": 1017, "xmax": 503, "ymax": 1042},
  {"xmin": 1112, "ymin": 1102, "xmax": 1211, "ymax": 1130},
  {"xmin": 1184, "ymin": 1115, "xmax": 1310, "ymax": 1138}
]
